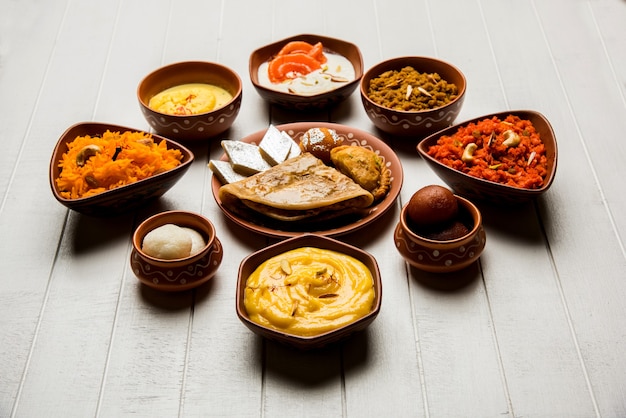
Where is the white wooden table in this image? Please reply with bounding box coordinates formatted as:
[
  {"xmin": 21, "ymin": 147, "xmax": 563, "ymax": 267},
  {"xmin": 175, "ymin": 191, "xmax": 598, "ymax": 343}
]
[{"xmin": 2, "ymin": 0, "xmax": 626, "ymax": 417}]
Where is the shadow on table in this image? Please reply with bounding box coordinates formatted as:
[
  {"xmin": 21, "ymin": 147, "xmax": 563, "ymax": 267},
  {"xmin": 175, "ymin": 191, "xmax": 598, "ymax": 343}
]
[
  {"xmin": 477, "ymin": 198, "xmax": 551, "ymax": 246},
  {"xmin": 262, "ymin": 328, "xmax": 373, "ymax": 385},
  {"xmin": 137, "ymin": 271, "xmax": 217, "ymax": 310},
  {"xmin": 410, "ymin": 261, "xmax": 482, "ymax": 292},
  {"xmin": 68, "ymin": 211, "xmax": 135, "ymax": 254}
]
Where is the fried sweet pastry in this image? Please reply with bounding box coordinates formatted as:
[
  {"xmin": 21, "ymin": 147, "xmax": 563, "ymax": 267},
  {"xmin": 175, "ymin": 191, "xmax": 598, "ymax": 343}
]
[
  {"xmin": 330, "ymin": 145, "xmax": 391, "ymax": 201},
  {"xmin": 299, "ymin": 127, "xmax": 343, "ymax": 163},
  {"xmin": 218, "ymin": 153, "xmax": 374, "ymax": 222}
]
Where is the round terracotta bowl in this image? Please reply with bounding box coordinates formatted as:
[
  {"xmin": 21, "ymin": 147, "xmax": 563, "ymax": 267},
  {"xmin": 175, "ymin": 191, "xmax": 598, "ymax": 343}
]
[
  {"xmin": 249, "ymin": 34, "xmax": 363, "ymax": 110},
  {"xmin": 49, "ymin": 122, "xmax": 194, "ymax": 216},
  {"xmin": 360, "ymin": 56, "xmax": 466, "ymax": 138},
  {"xmin": 137, "ymin": 61, "xmax": 242, "ymax": 141},
  {"xmin": 131, "ymin": 211, "xmax": 223, "ymax": 291},
  {"xmin": 417, "ymin": 110, "xmax": 558, "ymax": 205},
  {"xmin": 236, "ymin": 234, "xmax": 382, "ymax": 350},
  {"xmin": 394, "ymin": 195, "xmax": 486, "ymax": 273}
]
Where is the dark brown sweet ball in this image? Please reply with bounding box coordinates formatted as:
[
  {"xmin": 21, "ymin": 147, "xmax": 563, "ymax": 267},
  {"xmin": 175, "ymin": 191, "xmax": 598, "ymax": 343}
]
[
  {"xmin": 299, "ymin": 127, "xmax": 343, "ymax": 164},
  {"xmin": 406, "ymin": 185, "xmax": 458, "ymax": 229}
]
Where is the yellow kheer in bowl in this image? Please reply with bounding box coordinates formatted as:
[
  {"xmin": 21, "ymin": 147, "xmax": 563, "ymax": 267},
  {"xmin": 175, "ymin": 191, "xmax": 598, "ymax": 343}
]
[
  {"xmin": 137, "ymin": 61, "xmax": 242, "ymax": 141},
  {"xmin": 236, "ymin": 234, "xmax": 382, "ymax": 350}
]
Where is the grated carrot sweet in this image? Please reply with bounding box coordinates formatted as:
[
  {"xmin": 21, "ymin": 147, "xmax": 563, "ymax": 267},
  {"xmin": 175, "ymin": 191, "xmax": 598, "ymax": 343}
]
[{"xmin": 427, "ymin": 115, "xmax": 548, "ymax": 189}]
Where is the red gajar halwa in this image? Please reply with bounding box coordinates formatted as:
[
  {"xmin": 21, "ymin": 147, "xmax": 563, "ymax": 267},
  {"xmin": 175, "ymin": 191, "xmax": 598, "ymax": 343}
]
[
  {"xmin": 427, "ymin": 115, "xmax": 547, "ymax": 189},
  {"xmin": 56, "ymin": 130, "xmax": 183, "ymax": 199}
]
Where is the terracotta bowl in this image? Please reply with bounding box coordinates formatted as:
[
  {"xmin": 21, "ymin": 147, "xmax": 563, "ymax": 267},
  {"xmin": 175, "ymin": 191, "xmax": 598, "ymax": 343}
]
[
  {"xmin": 394, "ymin": 194, "xmax": 486, "ymax": 273},
  {"xmin": 236, "ymin": 234, "xmax": 382, "ymax": 350},
  {"xmin": 360, "ymin": 56, "xmax": 466, "ymax": 138},
  {"xmin": 131, "ymin": 211, "xmax": 223, "ymax": 292},
  {"xmin": 249, "ymin": 34, "xmax": 363, "ymax": 110},
  {"xmin": 49, "ymin": 122, "xmax": 194, "ymax": 216},
  {"xmin": 137, "ymin": 61, "xmax": 242, "ymax": 141},
  {"xmin": 417, "ymin": 110, "xmax": 558, "ymax": 205}
]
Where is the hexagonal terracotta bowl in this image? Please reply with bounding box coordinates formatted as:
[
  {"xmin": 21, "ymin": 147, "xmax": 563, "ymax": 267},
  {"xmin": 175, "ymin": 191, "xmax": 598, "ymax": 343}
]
[
  {"xmin": 360, "ymin": 56, "xmax": 466, "ymax": 138},
  {"xmin": 249, "ymin": 34, "xmax": 363, "ymax": 110},
  {"xmin": 131, "ymin": 210, "xmax": 223, "ymax": 292},
  {"xmin": 417, "ymin": 110, "xmax": 558, "ymax": 205},
  {"xmin": 137, "ymin": 61, "xmax": 242, "ymax": 141},
  {"xmin": 49, "ymin": 122, "xmax": 194, "ymax": 216},
  {"xmin": 236, "ymin": 234, "xmax": 382, "ymax": 350},
  {"xmin": 394, "ymin": 194, "xmax": 486, "ymax": 273}
]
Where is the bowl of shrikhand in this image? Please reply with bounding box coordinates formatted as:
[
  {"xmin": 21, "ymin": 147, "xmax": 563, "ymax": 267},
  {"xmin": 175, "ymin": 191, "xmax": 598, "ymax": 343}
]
[
  {"xmin": 249, "ymin": 34, "xmax": 363, "ymax": 110},
  {"xmin": 137, "ymin": 61, "xmax": 242, "ymax": 141},
  {"xmin": 131, "ymin": 210, "xmax": 223, "ymax": 291},
  {"xmin": 236, "ymin": 234, "xmax": 382, "ymax": 350}
]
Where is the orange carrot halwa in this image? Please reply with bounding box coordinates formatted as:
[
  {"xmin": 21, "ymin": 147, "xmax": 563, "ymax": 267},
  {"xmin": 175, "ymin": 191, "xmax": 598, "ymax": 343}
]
[
  {"xmin": 56, "ymin": 130, "xmax": 183, "ymax": 199},
  {"xmin": 426, "ymin": 115, "xmax": 547, "ymax": 189}
]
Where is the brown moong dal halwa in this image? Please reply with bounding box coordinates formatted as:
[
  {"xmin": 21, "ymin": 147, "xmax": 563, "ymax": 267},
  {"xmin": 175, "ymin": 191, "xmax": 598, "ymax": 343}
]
[{"xmin": 367, "ymin": 66, "xmax": 458, "ymax": 111}]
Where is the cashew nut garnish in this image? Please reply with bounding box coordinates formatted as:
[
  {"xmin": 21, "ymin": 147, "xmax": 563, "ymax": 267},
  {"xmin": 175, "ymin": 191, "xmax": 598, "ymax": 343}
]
[
  {"xmin": 75, "ymin": 144, "xmax": 102, "ymax": 167},
  {"xmin": 462, "ymin": 143, "xmax": 478, "ymax": 163},
  {"xmin": 502, "ymin": 130, "xmax": 520, "ymax": 147}
]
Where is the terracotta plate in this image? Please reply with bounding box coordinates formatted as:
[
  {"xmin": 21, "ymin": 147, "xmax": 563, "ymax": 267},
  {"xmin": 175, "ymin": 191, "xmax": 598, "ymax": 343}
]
[{"xmin": 211, "ymin": 122, "xmax": 403, "ymax": 238}]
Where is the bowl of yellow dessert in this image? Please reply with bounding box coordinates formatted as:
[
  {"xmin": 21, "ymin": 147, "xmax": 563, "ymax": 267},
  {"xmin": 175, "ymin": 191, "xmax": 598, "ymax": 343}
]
[
  {"xmin": 137, "ymin": 61, "xmax": 242, "ymax": 141},
  {"xmin": 236, "ymin": 234, "xmax": 382, "ymax": 350},
  {"xmin": 131, "ymin": 210, "xmax": 223, "ymax": 291}
]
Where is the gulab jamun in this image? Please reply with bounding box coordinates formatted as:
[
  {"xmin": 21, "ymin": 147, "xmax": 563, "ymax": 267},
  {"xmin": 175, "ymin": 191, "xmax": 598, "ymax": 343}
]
[{"xmin": 406, "ymin": 185, "xmax": 458, "ymax": 229}]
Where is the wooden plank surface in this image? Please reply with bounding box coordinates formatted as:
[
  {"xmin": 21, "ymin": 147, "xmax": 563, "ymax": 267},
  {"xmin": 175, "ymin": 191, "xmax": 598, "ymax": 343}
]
[{"xmin": 1, "ymin": 0, "xmax": 625, "ymax": 417}]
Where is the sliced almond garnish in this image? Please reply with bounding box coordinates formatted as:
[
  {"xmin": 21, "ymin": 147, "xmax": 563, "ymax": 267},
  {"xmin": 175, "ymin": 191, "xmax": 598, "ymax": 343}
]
[
  {"xmin": 417, "ymin": 86, "xmax": 432, "ymax": 97},
  {"xmin": 405, "ymin": 84, "xmax": 413, "ymax": 100},
  {"xmin": 280, "ymin": 259, "xmax": 292, "ymax": 275}
]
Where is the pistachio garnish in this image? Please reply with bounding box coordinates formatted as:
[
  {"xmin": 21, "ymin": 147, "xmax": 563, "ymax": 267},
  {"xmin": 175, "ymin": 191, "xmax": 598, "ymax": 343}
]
[{"xmin": 318, "ymin": 293, "xmax": 339, "ymax": 299}]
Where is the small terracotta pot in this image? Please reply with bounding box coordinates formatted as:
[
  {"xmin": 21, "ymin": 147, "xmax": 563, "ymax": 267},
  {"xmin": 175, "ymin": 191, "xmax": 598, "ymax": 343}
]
[
  {"xmin": 394, "ymin": 195, "xmax": 485, "ymax": 273},
  {"xmin": 131, "ymin": 211, "xmax": 223, "ymax": 291}
]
